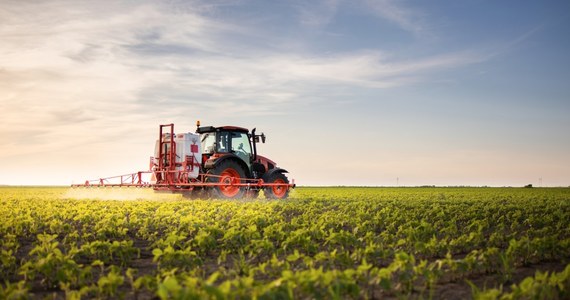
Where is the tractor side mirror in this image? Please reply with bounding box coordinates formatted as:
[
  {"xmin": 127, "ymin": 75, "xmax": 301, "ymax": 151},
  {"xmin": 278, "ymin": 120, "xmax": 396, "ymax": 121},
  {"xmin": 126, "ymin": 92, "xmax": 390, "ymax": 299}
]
[{"xmin": 254, "ymin": 133, "xmax": 266, "ymax": 143}]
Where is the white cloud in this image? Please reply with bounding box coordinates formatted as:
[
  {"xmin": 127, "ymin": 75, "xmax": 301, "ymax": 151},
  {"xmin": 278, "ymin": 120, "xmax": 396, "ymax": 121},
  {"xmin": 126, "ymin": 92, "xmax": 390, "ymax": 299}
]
[
  {"xmin": 362, "ymin": 0, "xmax": 427, "ymax": 35},
  {"xmin": 0, "ymin": 0, "xmax": 489, "ymax": 131},
  {"xmin": 291, "ymin": 0, "xmax": 427, "ymax": 35},
  {"xmin": 0, "ymin": 0, "xmax": 499, "ymax": 184},
  {"xmin": 295, "ymin": 0, "xmax": 341, "ymax": 27}
]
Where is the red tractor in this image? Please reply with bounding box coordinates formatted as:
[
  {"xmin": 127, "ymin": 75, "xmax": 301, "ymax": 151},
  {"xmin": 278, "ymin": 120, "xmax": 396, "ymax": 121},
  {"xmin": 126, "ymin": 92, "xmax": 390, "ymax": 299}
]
[
  {"xmin": 74, "ymin": 123, "xmax": 295, "ymax": 199},
  {"xmin": 194, "ymin": 123, "xmax": 292, "ymax": 199}
]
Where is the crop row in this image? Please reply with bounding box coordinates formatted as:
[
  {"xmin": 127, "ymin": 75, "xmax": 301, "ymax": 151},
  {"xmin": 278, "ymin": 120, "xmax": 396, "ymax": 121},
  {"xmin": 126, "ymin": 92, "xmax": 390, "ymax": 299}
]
[{"xmin": 0, "ymin": 187, "xmax": 569, "ymax": 299}]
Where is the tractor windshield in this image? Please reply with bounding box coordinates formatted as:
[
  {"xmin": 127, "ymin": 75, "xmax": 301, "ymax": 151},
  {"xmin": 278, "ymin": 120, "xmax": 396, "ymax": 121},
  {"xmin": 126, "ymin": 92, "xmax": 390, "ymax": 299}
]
[
  {"xmin": 201, "ymin": 133, "xmax": 216, "ymax": 153},
  {"xmin": 231, "ymin": 132, "xmax": 252, "ymax": 165},
  {"xmin": 200, "ymin": 131, "xmax": 252, "ymax": 163},
  {"xmin": 201, "ymin": 131, "xmax": 231, "ymax": 153}
]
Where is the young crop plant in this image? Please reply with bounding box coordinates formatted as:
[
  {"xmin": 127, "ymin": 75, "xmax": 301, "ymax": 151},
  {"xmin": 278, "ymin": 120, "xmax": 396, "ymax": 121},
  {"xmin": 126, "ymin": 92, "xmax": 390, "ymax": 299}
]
[
  {"xmin": 19, "ymin": 234, "xmax": 85, "ymax": 289},
  {"xmin": 152, "ymin": 246, "xmax": 203, "ymax": 272},
  {"xmin": 1, "ymin": 186, "xmax": 569, "ymax": 299},
  {"xmin": 0, "ymin": 281, "xmax": 29, "ymax": 300},
  {"xmin": 0, "ymin": 234, "xmax": 19, "ymax": 279},
  {"xmin": 73, "ymin": 240, "xmax": 140, "ymax": 267}
]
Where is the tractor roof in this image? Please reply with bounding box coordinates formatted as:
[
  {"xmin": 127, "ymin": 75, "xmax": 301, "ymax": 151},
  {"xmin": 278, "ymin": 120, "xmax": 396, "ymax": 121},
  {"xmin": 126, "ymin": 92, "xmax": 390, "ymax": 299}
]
[{"xmin": 196, "ymin": 126, "xmax": 249, "ymax": 134}]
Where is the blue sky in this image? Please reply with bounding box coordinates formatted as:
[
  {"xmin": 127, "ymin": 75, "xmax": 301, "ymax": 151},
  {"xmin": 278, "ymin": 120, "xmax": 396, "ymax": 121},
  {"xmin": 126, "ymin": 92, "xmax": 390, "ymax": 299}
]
[{"xmin": 1, "ymin": 0, "xmax": 569, "ymax": 186}]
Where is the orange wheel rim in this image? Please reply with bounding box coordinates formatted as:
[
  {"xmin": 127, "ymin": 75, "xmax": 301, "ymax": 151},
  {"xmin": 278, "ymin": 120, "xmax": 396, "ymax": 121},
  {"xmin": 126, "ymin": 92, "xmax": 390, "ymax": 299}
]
[
  {"xmin": 219, "ymin": 168, "xmax": 240, "ymax": 197},
  {"xmin": 272, "ymin": 178, "xmax": 287, "ymax": 198}
]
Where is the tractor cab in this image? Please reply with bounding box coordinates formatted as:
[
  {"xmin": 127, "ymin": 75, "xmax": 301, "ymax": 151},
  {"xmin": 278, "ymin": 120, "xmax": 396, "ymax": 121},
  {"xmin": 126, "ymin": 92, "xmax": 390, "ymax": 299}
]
[{"xmin": 197, "ymin": 125, "xmax": 256, "ymax": 168}]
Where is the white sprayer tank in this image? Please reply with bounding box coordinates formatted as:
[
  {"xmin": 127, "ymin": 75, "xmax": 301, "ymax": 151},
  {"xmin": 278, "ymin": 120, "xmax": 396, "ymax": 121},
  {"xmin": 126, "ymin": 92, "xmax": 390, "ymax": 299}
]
[{"xmin": 152, "ymin": 132, "xmax": 202, "ymax": 182}]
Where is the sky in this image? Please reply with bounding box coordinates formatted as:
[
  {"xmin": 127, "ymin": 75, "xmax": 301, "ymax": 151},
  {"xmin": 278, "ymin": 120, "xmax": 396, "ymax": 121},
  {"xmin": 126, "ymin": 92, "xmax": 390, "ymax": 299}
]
[{"xmin": 1, "ymin": 0, "xmax": 569, "ymax": 187}]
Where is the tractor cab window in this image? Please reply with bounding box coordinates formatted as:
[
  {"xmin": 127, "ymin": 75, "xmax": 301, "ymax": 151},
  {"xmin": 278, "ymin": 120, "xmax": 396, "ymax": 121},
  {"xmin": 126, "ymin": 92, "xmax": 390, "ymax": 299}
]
[
  {"xmin": 217, "ymin": 131, "xmax": 231, "ymax": 153},
  {"xmin": 201, "ymin": 133, "xmax": 216, "ymax": 154},
  {"xmin": 231, "ymin": 132, "xmax": 252, "ymax": 165}
]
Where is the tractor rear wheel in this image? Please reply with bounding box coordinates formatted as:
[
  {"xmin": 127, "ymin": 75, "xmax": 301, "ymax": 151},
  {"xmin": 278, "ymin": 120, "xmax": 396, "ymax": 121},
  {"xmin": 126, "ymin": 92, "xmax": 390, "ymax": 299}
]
[
  {"xmin": 207, "ymin": 160, "xmax": 246, "ymax": 199},
  {"xmin": 263, "ymin": 172, "xmax": 290, "ymax": 199}
]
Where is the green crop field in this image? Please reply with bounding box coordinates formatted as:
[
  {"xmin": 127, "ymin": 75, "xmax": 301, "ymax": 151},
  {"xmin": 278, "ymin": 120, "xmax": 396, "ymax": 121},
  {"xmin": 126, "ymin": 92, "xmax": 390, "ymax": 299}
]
[{"xmin": 1, "ymin": 186, "xmax": 569, "ymax": 299}]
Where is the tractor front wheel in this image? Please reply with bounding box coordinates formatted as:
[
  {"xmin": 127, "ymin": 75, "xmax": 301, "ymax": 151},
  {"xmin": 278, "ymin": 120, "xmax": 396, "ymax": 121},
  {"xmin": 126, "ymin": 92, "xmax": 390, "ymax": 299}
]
[
  {"xmin": 263, "ymin": 172, "xmax": 290, "ymax": 199},
  {"xmin": 207, "ymin": 160, "xmax": 246, "ymax": 199}
]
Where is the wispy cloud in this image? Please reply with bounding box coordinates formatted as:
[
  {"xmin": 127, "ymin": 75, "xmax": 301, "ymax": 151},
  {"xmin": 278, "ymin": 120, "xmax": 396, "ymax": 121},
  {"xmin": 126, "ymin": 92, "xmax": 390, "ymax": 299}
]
[
  {"xmin": 0, "ymin": 0, "xmax": 492, "ymax": 163},
  {"xmin": 292, "ymin": 0, "xmax": 427, "ymax": 35},
  {"xmin": 362, "ymin": 0, "xmax": 427, "ymax": 35},
  {"xmin": 295, "ymin": 0, "xmax": 341, "ymax": 27}
]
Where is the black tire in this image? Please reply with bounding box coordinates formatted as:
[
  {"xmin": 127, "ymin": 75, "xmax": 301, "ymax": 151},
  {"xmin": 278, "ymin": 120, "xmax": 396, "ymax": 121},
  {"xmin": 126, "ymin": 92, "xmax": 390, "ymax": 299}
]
[
  {"xmin": 207, "ymin": 160, "xmax": 246, "ymax": 199},
  {"xmin": 263, "ymin": 172, "xmax": 290, "ymax": 199}
]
